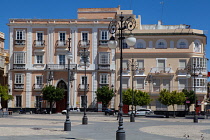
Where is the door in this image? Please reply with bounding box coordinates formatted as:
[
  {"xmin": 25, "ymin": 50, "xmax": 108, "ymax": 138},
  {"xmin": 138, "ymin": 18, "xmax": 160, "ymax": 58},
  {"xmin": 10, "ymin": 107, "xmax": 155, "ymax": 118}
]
[
  {"xmin": 56, "ymin": 80, "xmax": 67, "ymax": 113},
  {"xmin": 158, "ymin": 60, "xmax": 165, "ymax": 72}
]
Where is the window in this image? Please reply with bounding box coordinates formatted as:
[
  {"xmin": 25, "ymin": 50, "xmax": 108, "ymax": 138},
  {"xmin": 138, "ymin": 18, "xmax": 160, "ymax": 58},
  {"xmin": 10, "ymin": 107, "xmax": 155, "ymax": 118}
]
[
  {"xmin": 36, "ymin": 76, "xmax": 43, "ymax": 85},
  {"xmin": 135, "ymin": 39, "xmax": 146, "ymax": 49},
  {"xmin": 100, "ymin": 74, "xmax": 109, "ymax": 84},
  {"xmin": 179, "ymin": 60, "xmax": 186, "ymax": 69},
  {"xmin": 136, "ymin": 78, "xmax": 144, "ymax": 89},
  {"xmin": 16, "ymin": 30, "xmax": 25, "ymax": 40},
  {"xmin": 59, "ymin": 32, "xmax": 66, "ymax": 41},
  {"xmin": 153, "ymin": 79, "xmax": 160, "ymax": 92},
  {"xmin": 99, "ymin": 52, "xmax": 110, "ymax": 64},
  {"xmin": 15, "ymin": 74, "xmax": 24, "ymax": 84},
  {"xmin": 194, "ymin": 78, "xmax": 205, "ymax": 87},
  {"xmin": 16, "ymin": 96, "xmax": 22, "ymax": 107},
  {"xmin": 14, "ymin": 52, "xmax": 25, "ymax": 64},
  {"xmin": 163, "ymin": 79, "xmax": 170, "ymax": 90},
  {"xmin": 122, "ymin": 60, "xmax": 128, "ymax": 70},
  {"xmin": 137, "ymin": 60, "xmax": 144, "ymax": 70},
  {"xmin": 37, "ymin": 32, "xmax": 43, "ymax": 41},
  {"xmin": 36, "ymin": 55, "xmax": 43, "ymax": 64},
  {"xmin": 81, "ymin": 95, "xmax": 87, "ymax": 108},
  {"xmin": 178, "ymin": 79, "xmax": 187, "ymax": 90},
  {"xmin": 122, "ymin": 78, "xmax": 129, "ymax": 89},
  {"xmin": 81, "ymin": 76, "xmax": 87, "ymax": 85},
  {"xmin": 82, "ymin": 32, "xmax": 88, "ymax": 41},
  {"xmin": 156, "ymin": 39, "xmax": 167, "ymax": 49},
  {"xmin": 59, "ymin": 55, "xmax": 65, "ymax": 65},
  {"xmin": 100, "ymin": 30, "xmax": 108, "ymax": 44},
  {"xmin": 192, "ymin": 57, "xmax": 207, "ymax": 68},
  {"xmin": 177, "ymin": 39, "xmax": 188, "ymax": 49}
]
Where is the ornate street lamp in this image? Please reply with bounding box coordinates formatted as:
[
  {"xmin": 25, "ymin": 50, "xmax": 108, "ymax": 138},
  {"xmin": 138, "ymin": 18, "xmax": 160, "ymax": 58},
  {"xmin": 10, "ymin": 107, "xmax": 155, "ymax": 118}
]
[
  {"xmin": 80, "ymin": 48, "xmax": 90, "ymax": 125},
  {"xmin": 64, "ymin": 38, "xmax": 73, "ymax": 131},
  {"xmin": 127, "ymin": 59, "xmax": 138, "ymax": 122},
  {"xmin": 186, "ymin": 64, "xmax": 202, "ymax": 123},
  {"xmin": 108, "ymin": 12, "xmax": 136, "ymax": 140}
]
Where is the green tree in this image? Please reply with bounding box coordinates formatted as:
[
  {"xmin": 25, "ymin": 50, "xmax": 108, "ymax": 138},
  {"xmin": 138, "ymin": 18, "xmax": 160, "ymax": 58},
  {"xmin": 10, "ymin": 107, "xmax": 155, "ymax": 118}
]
[
  {"xmin": 182, "ymin": 89, "xmax": 196, "ymax": 112},
  {"xmin": 95, "ymin": 86, "xmax": 115, "ymax": 108},
  {"xmin": 158, "ymin": 89, "xmax": 186, "ymax": 117},
  {"xmin": 0, "ymin": 85, "xmax": 13, "ymax": 108},
  {"xmin": 42, "ymin": 85, "xmax": 64, "ymax": 113},
  {"xmin": 170, "ymin": 90, "xmax": 186, "ymax": 117},
  {"xmin": 123, "ymin": 88, "xmax": 151, "ymax": 110}
]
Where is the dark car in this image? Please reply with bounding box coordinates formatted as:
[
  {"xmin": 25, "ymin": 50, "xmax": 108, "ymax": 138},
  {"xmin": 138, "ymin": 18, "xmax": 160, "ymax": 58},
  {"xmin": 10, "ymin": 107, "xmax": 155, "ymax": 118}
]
[{"xmin": 104, "ymin": 108, "xmax": 115, "ymax": 116}]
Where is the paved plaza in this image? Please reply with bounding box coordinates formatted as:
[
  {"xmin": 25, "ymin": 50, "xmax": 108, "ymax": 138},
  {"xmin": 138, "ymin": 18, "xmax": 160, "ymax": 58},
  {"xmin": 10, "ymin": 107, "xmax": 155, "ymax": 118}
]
[{"xmin": 0, "ymin": 113, "xmax": 210, "ymax": 140}]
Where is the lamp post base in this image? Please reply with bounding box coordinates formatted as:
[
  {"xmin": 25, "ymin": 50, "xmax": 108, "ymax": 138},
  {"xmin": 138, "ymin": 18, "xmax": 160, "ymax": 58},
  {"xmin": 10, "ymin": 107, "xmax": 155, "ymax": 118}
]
[
  {"xmin": 64, "ymin": 120, "xmax": 71, "ymax": 131},
  {"xmin": 116, "ymin": 129, "xmax": 125, "ymax": 140},
  {"xmin": 130, "ymin": 113, "xmax": 135, "ymax": 122},
  {"xmin": 82, "ymin": 115, "xmax": 88, "ymax": 125},
  {"xmin": 194, "ymin": 115, "xmax": 198, "ymax": 123}
]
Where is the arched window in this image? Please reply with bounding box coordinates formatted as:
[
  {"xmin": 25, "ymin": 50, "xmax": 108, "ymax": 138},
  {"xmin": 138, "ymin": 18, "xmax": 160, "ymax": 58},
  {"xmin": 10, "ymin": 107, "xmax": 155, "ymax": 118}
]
[
  {"xmin": 135, "ymin": 39, "xmax": 146, "ymax": 49},
  {"xmin": 156, "ymin": 39, "xmax": 167, "ymax": 49},
  {"xmin": 177, "ymin": 39, "xmax": 188, "ymax": 49}
]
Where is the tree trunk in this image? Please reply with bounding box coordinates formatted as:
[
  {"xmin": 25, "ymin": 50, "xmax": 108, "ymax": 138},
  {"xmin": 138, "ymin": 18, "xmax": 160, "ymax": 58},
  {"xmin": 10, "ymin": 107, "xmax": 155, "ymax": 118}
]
[
  {"xmin": 173, "ymin": 105, "xmax": 176, "ymax": 118},
  {"xmin": 50, "ymin": 101, "xmax": 53, "ymax": 114}
]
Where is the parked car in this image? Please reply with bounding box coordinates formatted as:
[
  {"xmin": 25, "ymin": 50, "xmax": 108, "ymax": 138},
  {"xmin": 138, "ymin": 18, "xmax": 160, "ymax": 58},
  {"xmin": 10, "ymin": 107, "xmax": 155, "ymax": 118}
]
[
  {"xmin": 62, "ymin": 108, "xmax": 80, "ymax": 114},
  {"xmin": 104, "ymin": 108, "xmax": 115, "ymax": 116},
  {"xmin": 128, "ymin": 108, "xmax": 153, "ymax": 116}
]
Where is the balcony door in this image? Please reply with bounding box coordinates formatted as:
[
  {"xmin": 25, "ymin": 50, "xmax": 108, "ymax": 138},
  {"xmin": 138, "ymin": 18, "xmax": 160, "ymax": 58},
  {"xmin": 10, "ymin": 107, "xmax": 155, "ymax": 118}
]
[{"xmin": 157, "ymin": 59, "xmax": 165, "ymax": 72}]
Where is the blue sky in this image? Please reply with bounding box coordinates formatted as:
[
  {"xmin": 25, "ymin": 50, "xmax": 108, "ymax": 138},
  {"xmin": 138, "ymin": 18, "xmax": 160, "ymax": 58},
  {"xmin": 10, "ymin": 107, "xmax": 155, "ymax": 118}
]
[{"xmin": 1, "ymin": 0, "xmax": 209, "ymax": 68}]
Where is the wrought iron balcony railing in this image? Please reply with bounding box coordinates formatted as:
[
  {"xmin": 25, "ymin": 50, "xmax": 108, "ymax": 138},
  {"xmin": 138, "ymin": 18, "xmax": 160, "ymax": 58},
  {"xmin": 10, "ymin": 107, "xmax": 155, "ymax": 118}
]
[
  {"xmin": 98, "ymin": 40, "xmax": 108, "ymax": 47},
  {"xmin": 98, "ymin": 64, "xmax": 110, "ymax": 70},
  {"xmin": 46, "ymin": 64, "xmax": 77, "ymax": 70},
  {"xmin": 78, "ymin": 84, "xmax": 89, "ymax": 91},
  {"xmin": 33, "ymin": 84, "xmax": 44, "ymax": 90},
  {"xmin": 150, "ymin": 67, "xmax": 172, "ymax": 74},
  {"xmin": 13, "ymin": 64, "xmax": 25, "ymax": 69},
  {"xmin": 56, "ymin": 40, "xmax": 68, "ymax": 47},
  {"xmin": 34, "ymin": 40, "xmax": 45, "ymax": 47},
  {"xmin": 79, "ymin": 40, "xmax": 90, "ymax": 48},
  {"xmin": 14, "ymin": 84, "xmax": 24, "ymax": 90},
  {"xmin": 14, "ymin": 40, "xmax": 26, "ymax": 46}
]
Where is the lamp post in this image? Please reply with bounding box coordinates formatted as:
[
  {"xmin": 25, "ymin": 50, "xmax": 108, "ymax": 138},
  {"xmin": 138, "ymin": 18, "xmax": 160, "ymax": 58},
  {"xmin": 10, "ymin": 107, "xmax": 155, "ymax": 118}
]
[
  {"xmin": 64, "ymin": 38, "xmax": 73, "ymax": 131},
  {"xmin": 108, "ymin": 12, "xmax": 136, "ymax": 140},
  {"xmin": 80, "ymin": 48, "xmax": 89, "ymax": 125},
  {"xmin": 127, "ymin": 59, "xmax": 138, "ymax": 122},
  {"xmin": 186, "ymin": 64, "xmax": 202, "ymax": 123}
]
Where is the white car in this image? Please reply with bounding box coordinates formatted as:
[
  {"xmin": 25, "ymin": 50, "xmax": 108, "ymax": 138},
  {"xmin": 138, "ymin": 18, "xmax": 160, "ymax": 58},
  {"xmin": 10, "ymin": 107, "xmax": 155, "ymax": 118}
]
[
  {"xmin": 128, "ymin": 109, "xmax": 153, "ymax": 116},
  {"xmin": 62, "ymin": 108, "xmax": 80, "ymax": 114}
]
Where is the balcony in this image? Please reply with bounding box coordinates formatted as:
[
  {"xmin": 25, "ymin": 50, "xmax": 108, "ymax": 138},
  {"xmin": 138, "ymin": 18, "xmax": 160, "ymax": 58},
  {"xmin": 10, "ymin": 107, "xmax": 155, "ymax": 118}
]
[
  {"xmin": 46, "ymin": 64, "xmax": 77, "ymax": 70},
  {"xmin": 14, "ymin": 40, "xmax": 26, "ymax": 47},
  {"xmin": 33, "ymin": 84, "xmax": 44, "ymax": 91},
  {"xmin": 13, "ymin": 64, "xmax": 25, "ymax": 69},
  {"xmin": 34, "ymin": 40, "xmax": 45, "ymax": 47},
  {"xmin": 177, "ymin": 67, "xmax": 188, "ymax": 71},
  {"xmin": 56, "ymin": 40, "xmax": 68, "ymax": 47},
  {"xmin": 135, "ymin": 67, "xmax": 145, "ymax": 75},
  {"xmin": 79, "ymin": 40, "xmax": 90, "ymax": 48},
  {"xmin": 14, "ymin": 84, "xmax": 24, "ymax": 91},
  {"xmin": 98, "ymin": 40, "xmax": 108, "ymax": 48},
  {"xmin": 98, "ymin": 64, "xmax": 110, "ymax": 70},
  {"xmin": 150, "ymin": 67, "xmax": 173, "ymax": 75},
  {"xmin": 78, "ymin": 84, "xmax": 89, "ymax": 91},
  {"xmin": 122, "ymin": 68, "xmax": 130, "ymax": 73}
]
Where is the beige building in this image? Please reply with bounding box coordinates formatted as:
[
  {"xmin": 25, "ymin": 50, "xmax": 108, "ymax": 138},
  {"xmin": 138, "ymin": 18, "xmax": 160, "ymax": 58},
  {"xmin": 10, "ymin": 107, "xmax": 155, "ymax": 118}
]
[{"xmin": 7, "ymin": 7, "xmax": 208, "ymax": 112}]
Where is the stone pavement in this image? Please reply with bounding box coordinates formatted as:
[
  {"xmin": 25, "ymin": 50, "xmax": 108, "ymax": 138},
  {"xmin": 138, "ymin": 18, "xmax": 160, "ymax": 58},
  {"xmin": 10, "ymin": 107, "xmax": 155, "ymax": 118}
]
[{"xmin": 0, "ymin": 113, "xmax": 210, "ymax": 140}]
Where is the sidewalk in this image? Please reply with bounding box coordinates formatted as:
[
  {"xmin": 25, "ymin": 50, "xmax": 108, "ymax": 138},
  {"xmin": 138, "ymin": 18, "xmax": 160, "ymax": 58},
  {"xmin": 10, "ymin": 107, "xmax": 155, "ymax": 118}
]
[{"xmin": 0, "ymin": 113, "xmax": 210, "ymax": 140}]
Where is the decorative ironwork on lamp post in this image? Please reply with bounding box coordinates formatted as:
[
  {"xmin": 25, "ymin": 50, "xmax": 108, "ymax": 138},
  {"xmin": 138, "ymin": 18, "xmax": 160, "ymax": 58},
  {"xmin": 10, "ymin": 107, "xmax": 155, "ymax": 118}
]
[
  {"xmin": 127, "ymin": 59, "xmax": 138, "ymax": 122},
  {"xmin": 64, "ymin": 38, "xmax": 73, "ymax": 131},
  {"xmin": 108, "ymin": 12, "xmax": 136, "ymax": 140},
  {"xmin": 186, "ymin": 63, "xmax": 203, "ymax": 123},
  {"xmin": 80, "ymin": 48, "xmax": 90, "ymax": 125}
]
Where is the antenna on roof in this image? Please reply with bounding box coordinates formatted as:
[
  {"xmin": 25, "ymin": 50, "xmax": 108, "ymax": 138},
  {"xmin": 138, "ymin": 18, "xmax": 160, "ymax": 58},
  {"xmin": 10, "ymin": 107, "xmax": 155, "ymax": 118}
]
[{"xmin": 160, "ymin": 1, "xmax": 165, "ymax": 22}]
